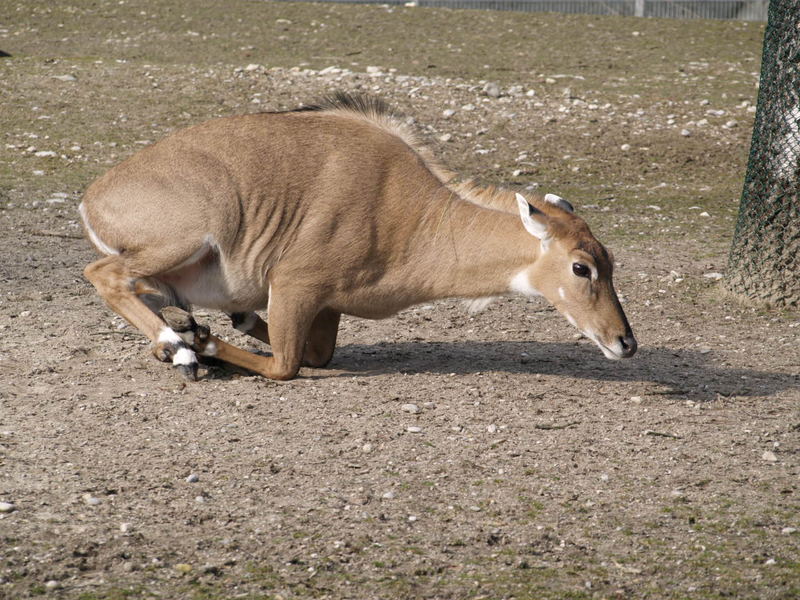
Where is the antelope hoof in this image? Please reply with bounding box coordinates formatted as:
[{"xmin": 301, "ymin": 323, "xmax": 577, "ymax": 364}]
[
  {"xmin": 160, "ymin": 306, "xmax": 211, "ymax": 353},
  {"xmin": 174, "ymin": 361, "xmax": 199, "ymax": 382}
]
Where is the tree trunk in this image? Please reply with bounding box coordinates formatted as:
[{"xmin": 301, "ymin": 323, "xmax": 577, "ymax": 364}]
[{"xmin": 726, "ymin": 0, "xmax": 800, "ymax": 307}]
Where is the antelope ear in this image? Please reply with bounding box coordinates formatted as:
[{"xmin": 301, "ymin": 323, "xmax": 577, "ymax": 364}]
[
  {"xmin": 515, "ymin": 193, "xmax": 549, "ymax": 241},
  {"xmin": 544, "ymin": 193, "xmax": 574, "ymax": 213}
]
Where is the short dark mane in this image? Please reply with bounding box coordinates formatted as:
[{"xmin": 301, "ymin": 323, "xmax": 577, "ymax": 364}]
[{"xmin": 288, "ymin": 92, "xmax": 393, "ymax": 118}]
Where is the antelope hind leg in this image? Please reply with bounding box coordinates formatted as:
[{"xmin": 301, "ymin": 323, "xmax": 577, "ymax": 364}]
[{"xmin": 84, "ymin": 256, "xmax": 199, "ymax": 380}]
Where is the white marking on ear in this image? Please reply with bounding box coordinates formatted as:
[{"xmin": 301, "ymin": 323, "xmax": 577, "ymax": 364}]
[
  {"xmin": 79, "ymin": 202, "xmax": 119, "ymax": 255},
  {"xmin": 463, "ymin": 297, "xmax": 497, "ymax": 314},
  {"xmin": 157, "ymin": 327, "xmax": 182, "ymax": 345},
  {"xmin": 234, "ymin": 312, "xmax": 258, "ymax": 333},
  {"xmin": 510, "ymin": 270, "xmax": 542, "ymax": 297},
  {"xmin": 558, "ymin": 287, "xmax": 566, "ymax": 300},
  {"xmin": 544, "ymin": 193, "xmax": 574, "ymax": 213},
  {"xmin": 172, "ymin": 347, "xmax": 197, "ymax": 366},
  {"xmin": 200, "ymin": 340, "xmax": 218, "ymax": 357},
  {"xmin": 515, "ymin": 193, "xmax": 549, "ymax": 243}
]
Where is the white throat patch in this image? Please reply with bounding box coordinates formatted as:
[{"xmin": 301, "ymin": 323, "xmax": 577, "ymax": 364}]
[{"xmin": 509, "ymin": 271, "xmax": 541, "ymax": 297}]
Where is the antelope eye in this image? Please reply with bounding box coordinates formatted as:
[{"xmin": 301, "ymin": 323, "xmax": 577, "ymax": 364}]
[{"xmin": 572, "ymin": 263, "xmax": 591, "ymax": 278}]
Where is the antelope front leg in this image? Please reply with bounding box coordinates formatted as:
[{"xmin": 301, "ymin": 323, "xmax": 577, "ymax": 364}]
[{"xmin": 163, "ymin": 299, "xmax": 317, "ymax": 381}]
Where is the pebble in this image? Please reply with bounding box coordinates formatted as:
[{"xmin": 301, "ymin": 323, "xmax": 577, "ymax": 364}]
[
  {"xmin": 439, "ymin": 133, "xmax": 452, "ymax": 142},
  {"xmin": 382, "ymin": 491, "xmax": 396, "ymax": 499},
  {"xmin": 630, "ymin": 396, "xmax": 643, "ymax": 404},
  {"xmin": 406, "ymin": 426, "xmax": 422, "ymax": 433},
  {"xmin": 680, "ymin": 129, "xmax": 691, "ymax": 137},
  {"xmin": 486, "ymin": 424, "xmax": 497, "ymax": 434},
  {"xmin": 469, "ymin": 505, "xmax": 482, "ymax": 512},
  {"xmin": 82, "ymin": 494, "xmax": 101, "ymax": 506},
  {"xmin": 366, "ymin": 65, "xmax": 383, "ymax": 74},
  {"xmin": 461, "ymin": 103, "xmax": 476, "ymax": 111},
  {"xmin": 620, "ymin": 143, "xmax": 631, "ymax": 151},
  {"xmin": 34, "ymin": 150, "xmax": 58, "ymax": 158},
  {"xmin": 724, "ymin": 120, "xmax": 738, "ymax": 128},
  {"xmin": 401, "ymin": 403, "xmax": 420, "ymax": 414},
  {"xmin": 53, "ymin": 74, "xmax": 77, "ymax": 82},
  {"xmin": 361, "ymin": 443, "xmax": 373, "ymax": 453},
  {"xmin": 762, "ymin": 451, "xmax": 778, "ymax": 462},
  {"xmin": 442, "ymin": 108, "xmax": 456, "ymax": 118},
  {"xmin": 698, "ymin": 346, "xmax": 712, "ymax": 354},
  {"xmin": 45, "ymin": 580, "xmax": 60, "ymax": 590},
  {"xmin": 483, "ymin": 82, "xmax": 501, "ymax": 98},
  {"xmin": 703, "ymin": 272, "xmax": 724, "ymax": 280},
  {"xmin": 173, "ymin": 563, "xmax": 193, "ymax": 574},
  {"xmin": 699, "ymin": 211, "xmax": 710, "ymax": 217},
  {"xmin": 243, "ymin": 63, "xmax": 261, "ymax": 71},
  {"xmin": 764, "ymin": 558, "xmax": 776, "ymax": 566},
  {"xmin": 408, "ymin": 515, "xmax": 418, "ymax": 522},
  {"xmin": 120, "ymin": 522, "xmax": 132, "ymax": 533},
  {"xmin": 782, "ymin": 527, "xmax": 797, "ymax": 535},
  {"xmin": 185, "ymin": 473, "xmax": 199, "ymax": 483},
  {"xmin": 0, "ymin": 502, "xmax": 15, "ymax": 513}
]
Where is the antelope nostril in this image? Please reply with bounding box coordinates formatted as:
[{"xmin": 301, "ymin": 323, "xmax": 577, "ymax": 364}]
[{"xmin": 619, "ymin": 335, "xmax": 637, "ymax": 357}]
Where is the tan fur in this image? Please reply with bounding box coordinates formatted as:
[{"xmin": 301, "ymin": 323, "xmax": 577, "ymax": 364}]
[{"xmin": 81, "ymin": 94, "xmax": 635, "ymax": 380}]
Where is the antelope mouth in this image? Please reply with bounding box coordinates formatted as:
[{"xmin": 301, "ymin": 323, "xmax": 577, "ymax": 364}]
[{"xmin": 585, "ymin": 332, "xmax": 637, "ymax": 360}]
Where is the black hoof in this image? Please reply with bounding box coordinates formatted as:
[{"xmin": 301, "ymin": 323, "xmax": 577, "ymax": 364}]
[{"xmin": 175, "ymin": 362, "xmax": 199, "ymax": 382}]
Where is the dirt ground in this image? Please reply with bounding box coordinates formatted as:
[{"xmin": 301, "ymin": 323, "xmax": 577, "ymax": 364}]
[{"xmin": 1, "ymin": 1, "xmax": 799, "ymax": 599}]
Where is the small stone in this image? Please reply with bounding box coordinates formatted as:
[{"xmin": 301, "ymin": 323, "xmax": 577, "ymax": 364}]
[
  {"xmin": 439, "ymin": 133, "xmax": 452, "ymax": 142},
  {"xmin": 781, "ymin": 527, "xmax": 797, "ymax": 535},
  {"xmin": 382, "ymin": 491, "xmax": 396, "ymax": 499},
  {"xmin": 195, "ymin": 495, "xmax": 206, "ymax": 503},
  {"xmin": 698, "ymin": 346, "xmax": 712, "ymax": 354},
  {"xmin": 762, "ymin": 451, "xmax": 778, "ymax": 462},
  {"xmin": 406, "ymin": 426, "xmax": 422, "ymax": 434},
  {"xmin": 53, "ymin": 74, "xmax": 77, "ymax": 82},
  {"xmin": 408, "ymin": 515, "xmax": 418, "ymax": 522},
  {"xmin": 469, "ymin": 505, "xmax": 482, "ymax": 512},
  {"xmin": 82, "ymin": 494, "xmax": 101, "ymax": 506},
  {"xmin": 120, "ymin": 522, "xmax": 132, "ymax": 533},
  {"xmin": 173, "ymin": 563, "xmax": 193, "ymax": 574},
  {"xmin": 361, "ymin": 443, "xmax": 373, "ymax": 453},
  {"xmin": 680, "ymin": 129, "xmax": 691, "ymax": 137},
  {"xmin": 18, "ymin": 310, "xmax": 31, "ymax": 318},
  {"xmin": 366, "ymin": 65, "xmax": 382, "ymax": 74},
  {"xmin": 34, "ymin": 150, "xmax": 58, "ymax": 158},
  {"xmin": 703, "ymin": 272, "xmax": 724, "ymax": 280},
  {"xmin": 461, "ymin": 103, "xmax": 476, "ymax": 111},
  {"xmin": 764, "ymin": 558, "xmax": 776, "ymax": 566},
  {"xmin": 185, "ymin": 473, "xmax": 199, "ymax": 483},
  {"xmin": 724, "ymin": 120, "xmax": 738, "ymax": 128},
  {"xmin": 486, "ymin": 424, "xmax": 497, "ymax": 434},
  {"xmin": 630, "ymin": 396, "xmax": 643, "ymax": 404},
  {"xmin": 483, "ymin": 82, "xmax": 501, "ymax": 98},
  {"xmin": 442, "ymin": 109, "xmax": 456, "ymax": 118},
  {"xmin": 699, "ymin": 211, "xmax": 710, "ymax": 217},
  {"xmin": 401, "ymin": 403, "xmax": 420, "ymax": 414},
  {"xmin": 243, "ymin": 63, "xmax": 261, "ymax": 71},
  {"xmin": 620, "ymin": 143, "xmax": 631, "ymax": 151},
  {"xmin": 0, "ymin": 502, "xmax": 15, "ymax": 513},
  {"xmin": 45, "ymin": 580, "xmax": 60, "ymax": 590}
]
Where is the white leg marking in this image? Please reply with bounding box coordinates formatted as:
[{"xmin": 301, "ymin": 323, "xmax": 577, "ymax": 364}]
[
  {"xmin": 509, "ymin": 270, "xmax": 542, "ymax": 297},
  {"xmin": 564, "ymin": 312, "xmax": 578, "ymax": 328},
  {"xmin": 157, "ymin": 327, "xmax": 183, "ymax": 345},
  {"xmin": 79, "ymin": 202, "xmax": 119, "ymax": 255},
  {"xmin": 200, "ymin": 340, "xmax": 218, "ymax": 357},
  {"xmin": 172, "ymin": 347, "xmax": 198, "ymax": 366},
  {"xmin": 558, "ymin": 287, "xmax": 566, "ymax": 300}
]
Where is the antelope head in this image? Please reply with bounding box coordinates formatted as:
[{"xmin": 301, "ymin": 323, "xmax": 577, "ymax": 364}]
[{"xmin": 514, "ymin": 193, "xmax": 637, "ymax": 360}]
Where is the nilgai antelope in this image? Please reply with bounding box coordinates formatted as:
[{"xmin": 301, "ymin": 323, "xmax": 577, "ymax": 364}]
[{"xmin": 80, "ymin": 93, "xmax": 636, "ymax": 381}]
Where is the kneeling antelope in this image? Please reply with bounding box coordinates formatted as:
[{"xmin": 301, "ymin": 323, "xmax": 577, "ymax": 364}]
[{"xmin": 80, "ymin": 94, "xmax": 636, "ymax": 381}]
